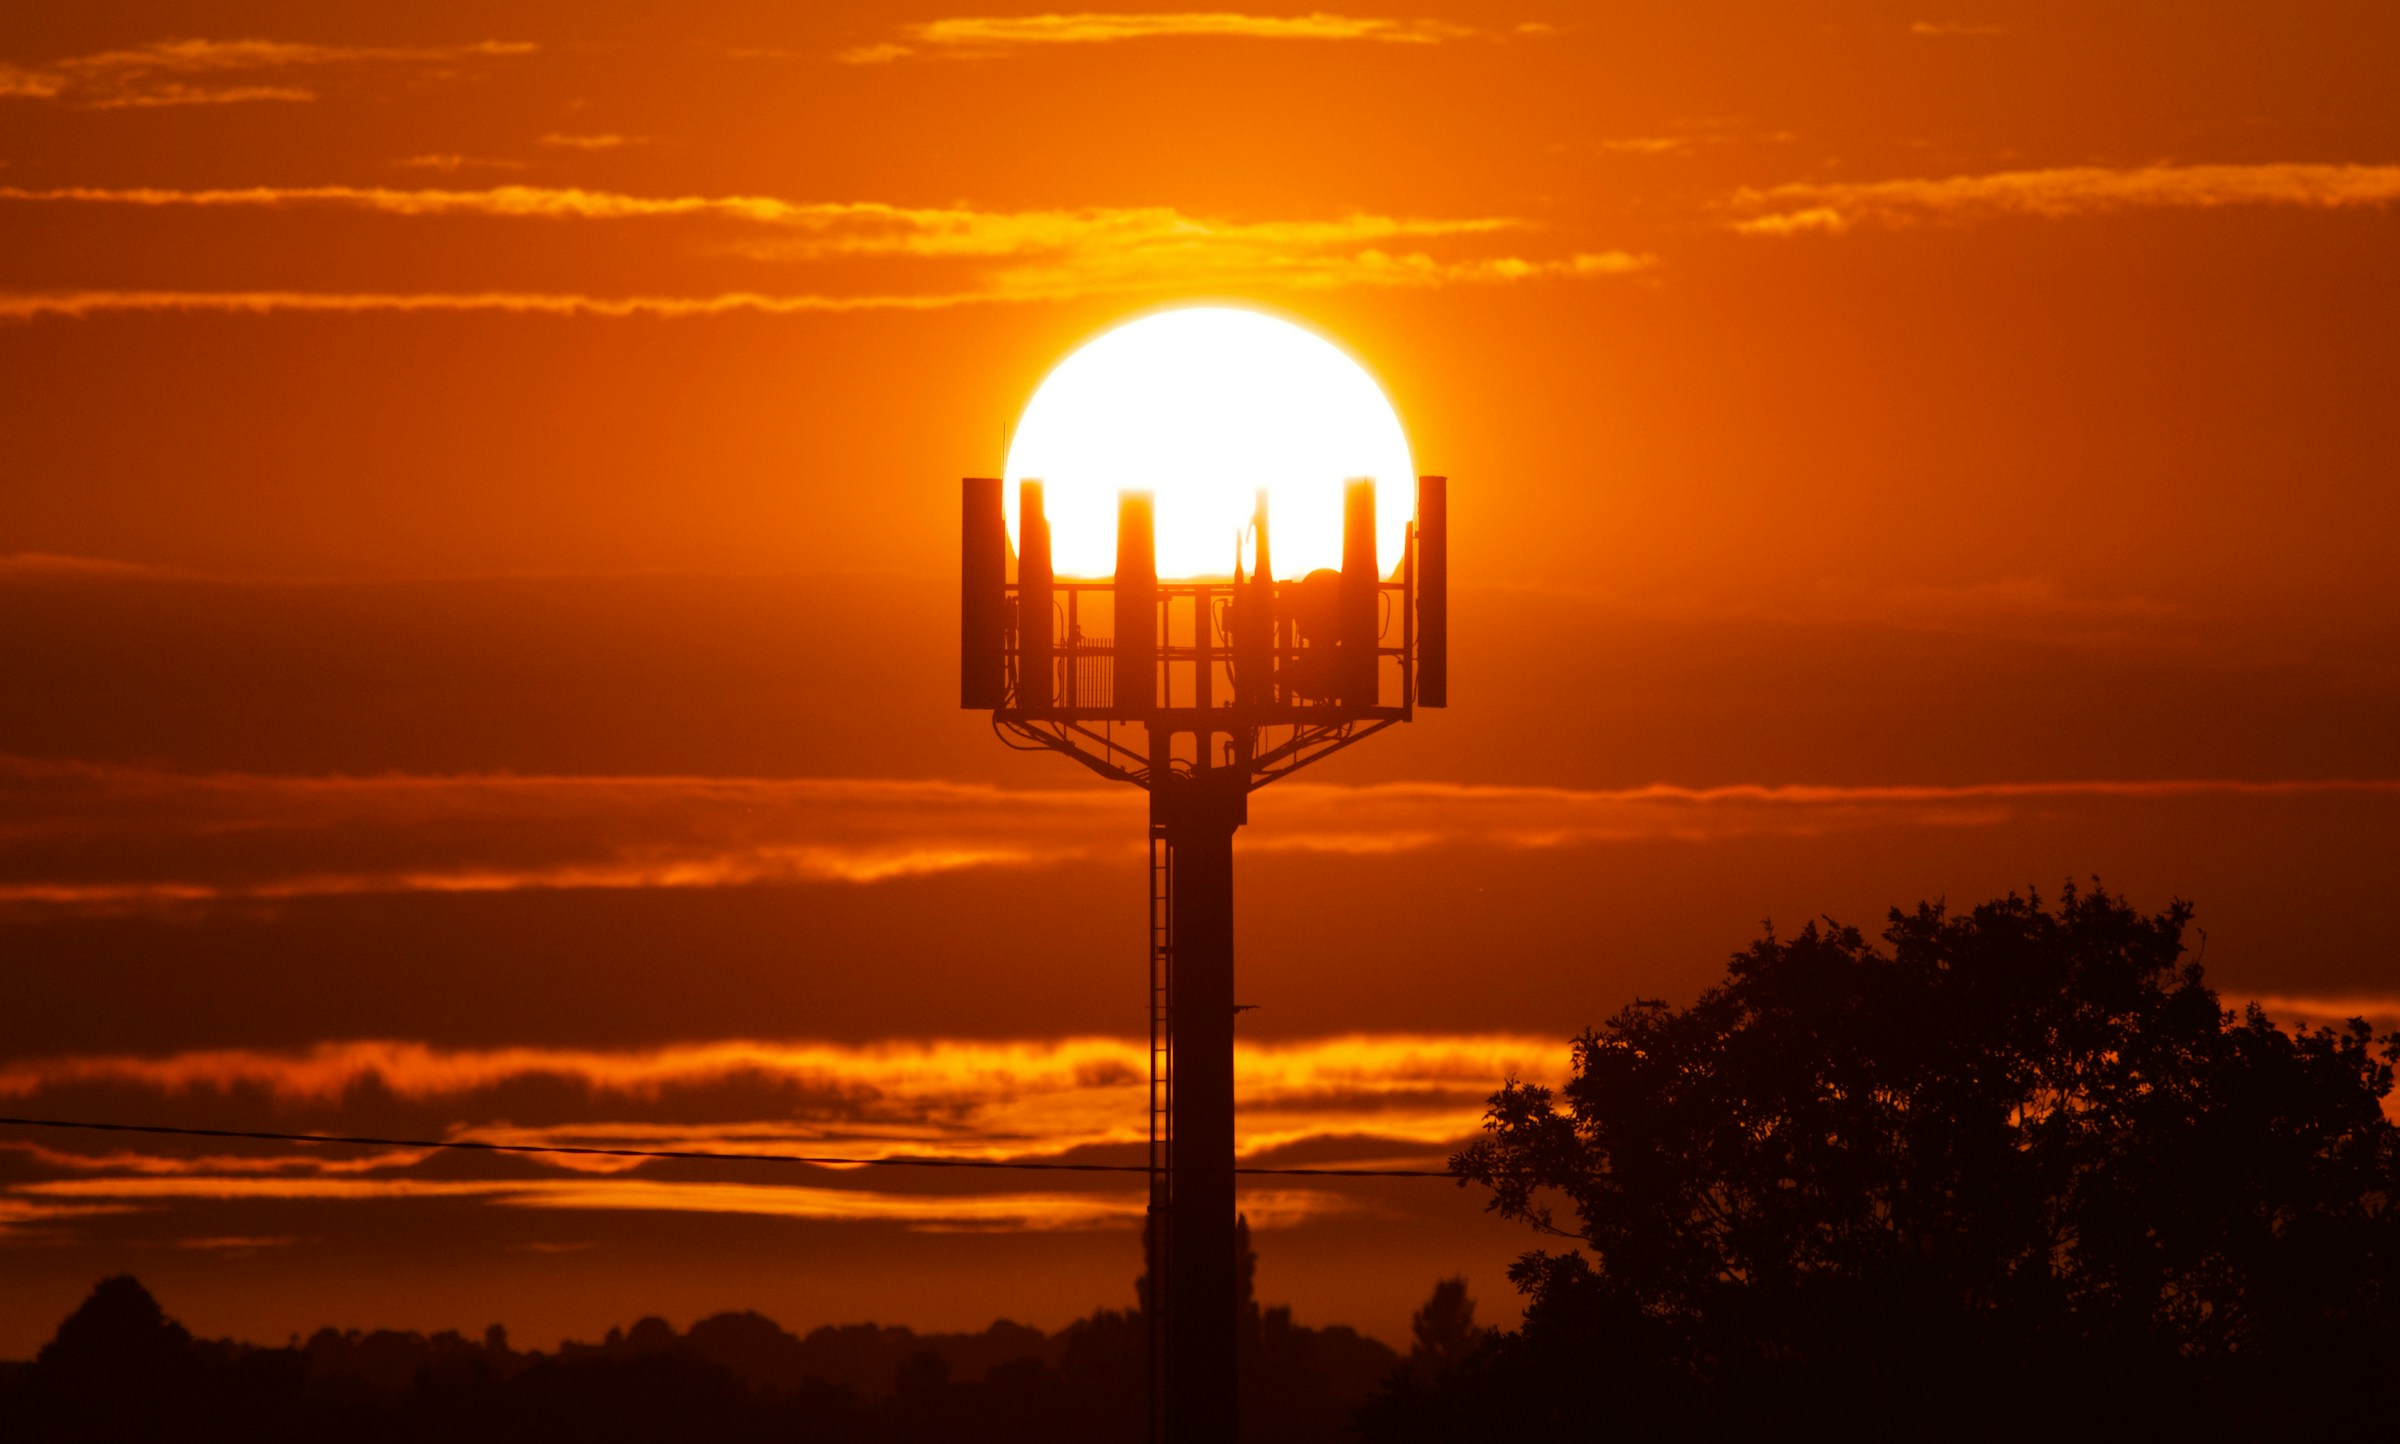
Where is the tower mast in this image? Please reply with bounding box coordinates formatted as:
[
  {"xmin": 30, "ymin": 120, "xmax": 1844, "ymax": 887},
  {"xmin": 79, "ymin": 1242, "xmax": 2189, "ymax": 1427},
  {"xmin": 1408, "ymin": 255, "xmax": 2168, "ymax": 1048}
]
[{"xmin": 962, "ymin": 473, "xmax": 1448, "ymax": 1444}]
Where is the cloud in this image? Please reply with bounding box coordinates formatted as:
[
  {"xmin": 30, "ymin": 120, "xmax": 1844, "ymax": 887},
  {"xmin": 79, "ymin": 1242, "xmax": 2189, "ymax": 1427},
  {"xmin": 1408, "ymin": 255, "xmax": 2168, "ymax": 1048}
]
[
  {"xmin": 87, "ymin": 83, "xmax": 321, "ymax": 109},
  {"xmin": 0, "ymin": 37, "xmax": 534, "ymax": 109},
  {"xmin": 1594, "ymin": 128, "xmax": 1795, "ymax": 159},
  {"xmin": 1598, "ymin": 137, "xmax": 1690, "ymax": 155},
  {"xmin": 0, "ymin": 758, "xmax": 1125, "ymax": 902},
  {"xmin": 0, "ymin": 1033, "xmax": 1559, "ymax": 1168},
  {"xmin": 0, "ymin": 182, "xmax": 1517, "ymax": 247},
  {"xmin": 538, "ymin": 133, "xmax": 646, "ymax": 150},
  {"xmin": 841, "ymin": 11, "xmax": 1484, "ymax": 63},
  {"xmin": 393, "ymin": 154, "xmax": 527, "ymax": 173},
  {"xmin": 1734, "ymin": 205, "xmax": 1850, "ymax": 237},
  {"xmin": 0, "ymin": 272, "xmax": 1649, "ymax": 324},
  {"xmin": 1731, "ymin": 162, "xmax": 2400, "ymax": 235},
  {"xmin": 1248, "ymin": 778, "xmax": 2400, "ymax": 854},
  {"xmin": 0, "ymin": 1031, "xmax": 1546, "ymax": 1231},
  {"xmin": 17, "ymin": 1172, "xmax": 1356, "ymax": 1232},
  {"xmin": 0, "ymin": 66, "xmax": 69, "ymax": 100},
  {"xmin": 5, "ymin": 1141, "xmax": 433, "ymax": 1177},
  {"xmin": 0, "ymin": 755, "xmax": 2392, "ymax": 909},
  {"xmin": 0, "ymin": 290, "xmax": 971, "ymax": 322},
  {"xmin": 11, "ymin": 992, "xmax": 2394, "ymax": 1232},
  {"xmin": 15, "ymin": 1173, "xmax": 1168, "ymax": 1230},
  {"xmin": 0, "ymin": 1197, "xmax": 141, "ymax": 1239},
  {"xmin": 0, "ymin": 185, "xmax": 1648, "ymax": 310},
  {"xmin": 1908, "ymin": 21, "xmax": 2005, "ymax": 37}
]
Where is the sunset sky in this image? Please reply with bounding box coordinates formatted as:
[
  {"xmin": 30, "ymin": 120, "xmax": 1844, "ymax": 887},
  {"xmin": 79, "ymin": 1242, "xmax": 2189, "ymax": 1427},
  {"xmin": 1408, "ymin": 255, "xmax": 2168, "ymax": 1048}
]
[{"xmin": 3, "ymin": 2, "xmax": 2397, "ymax": 1356}]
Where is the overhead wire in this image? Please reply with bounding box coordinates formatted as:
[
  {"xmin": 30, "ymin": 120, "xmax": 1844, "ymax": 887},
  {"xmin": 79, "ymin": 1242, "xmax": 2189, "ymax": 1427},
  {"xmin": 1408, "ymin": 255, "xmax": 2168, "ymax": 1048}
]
[{"xmin": 0, "ymin": 1115, "xmax": 1454, "ymax": 1179}]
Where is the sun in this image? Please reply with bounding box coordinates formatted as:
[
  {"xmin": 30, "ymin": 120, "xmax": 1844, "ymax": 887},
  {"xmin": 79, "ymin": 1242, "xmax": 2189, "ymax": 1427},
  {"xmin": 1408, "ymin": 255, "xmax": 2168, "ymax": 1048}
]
[{"xmin": 1004, "ymin": 307, "xmax": 1414, "ymax": 579}]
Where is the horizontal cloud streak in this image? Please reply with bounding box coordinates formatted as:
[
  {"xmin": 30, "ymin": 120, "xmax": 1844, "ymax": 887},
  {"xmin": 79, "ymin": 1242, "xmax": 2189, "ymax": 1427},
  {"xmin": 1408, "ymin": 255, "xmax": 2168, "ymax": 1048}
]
[
  {"xmin": 0, "ymin": 187, "xmax": 1644, "ymax": 309},
  {"xmin": 0, "ymin": 1033, "xmax": 1560, "ymax": 1165},
  {"xmin": 0, "ymin": 183, "xmax": 1511, "ymax": 251},
  {"xmin": 0, "ymin": 290, "xmax": 975, "ymax": 321},
  {"xmin": 0, "ymin": 38, "xmax": 533, "ymax": 109},
  {"xmin": 538, "ymin": 133, "xmax": 644, "ymax": 150},
  {"xmin": 9, "ymin": 993, "xmax": 2388, "ymax": 1232},
  {"xmin": 16, "ymin": 1174, "xmax": 1353, "ymax": 1232},
  {"xmin": 0, "ymin": 67, "xmax": 68, "ymax": 100},
  {"xmin": 1249, "ymin": 777, "xmax": 2400, "ymax": 854},
  {"xmin": 0, "ymin": 755, "xmax": 2392, "ymax": 908},
  {"xmin": 15, "ymin": 1174, "xmax": 1165, "ymax": 1230},
  {"xmin": 914, "ymin": 13, "xmax": 1475, "ymax": 45},
  {"xmin": 89, "ymin": 83, "xmax": 320, "ymax": 108},
  {"xmin": 1732, "ymin": 162, "xmax": 2400, "ymax": 234},
  {"xmin": 0, "ymin": 758, "xmax": 1128, "ymax": 901},
  {"xmin": 6, "ymin": 1141, "xmax": 435, "ymax": 1176},
  {"xmin": 844, "ymin": 11, "xmax": 1482, "ymax": 62},
  {"xmin": 0, "ymin": 259, "xmax": 1646, "ymax": 321},
  {"xmin": 0, "ymin": 758, "xmax": 2388, "ymax": 903},
  {"xmin": 0, "ymin": 1198, "xmax": 140, "ymax": 1237},
  {"xmin": 0, "ymin": 1032, "xmax": 1539, "ymax": 1232}
]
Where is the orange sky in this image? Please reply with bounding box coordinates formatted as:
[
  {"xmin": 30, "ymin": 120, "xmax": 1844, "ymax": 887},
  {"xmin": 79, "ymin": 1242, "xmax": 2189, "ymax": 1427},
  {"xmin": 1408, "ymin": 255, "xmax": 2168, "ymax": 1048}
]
[{"xmin": 2, "ymin": 1, "xmax": 2397, "ymax": 1356}]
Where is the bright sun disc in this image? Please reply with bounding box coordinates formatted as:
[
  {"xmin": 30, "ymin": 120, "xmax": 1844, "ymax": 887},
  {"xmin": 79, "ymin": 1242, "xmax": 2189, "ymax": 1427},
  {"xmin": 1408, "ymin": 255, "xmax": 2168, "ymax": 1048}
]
[{"xmin": 1004, "ymin": 308, "xmax": 1414, "ymax": 579}]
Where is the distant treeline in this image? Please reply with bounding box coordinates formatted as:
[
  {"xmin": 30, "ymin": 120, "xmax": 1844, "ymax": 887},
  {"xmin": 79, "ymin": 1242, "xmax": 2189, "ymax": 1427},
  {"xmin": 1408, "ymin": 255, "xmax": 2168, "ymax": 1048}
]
[{"xmin": 0, "ymin": 1220, "xmax": 1425, "ymax": 1443}]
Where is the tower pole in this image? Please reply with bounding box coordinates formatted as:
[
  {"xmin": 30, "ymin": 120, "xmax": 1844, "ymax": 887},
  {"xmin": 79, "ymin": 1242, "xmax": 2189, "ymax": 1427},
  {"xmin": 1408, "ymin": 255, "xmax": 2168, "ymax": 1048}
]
[{"xmin": 1153, "ymin": 760, "xmax": 1242, "ymax": 1444}]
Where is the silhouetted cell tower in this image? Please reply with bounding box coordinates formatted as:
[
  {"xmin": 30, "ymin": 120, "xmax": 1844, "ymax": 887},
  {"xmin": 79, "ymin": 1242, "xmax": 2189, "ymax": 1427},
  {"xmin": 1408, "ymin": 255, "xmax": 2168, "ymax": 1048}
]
[{"xmin": 962, "ymin": 474, "xmax": 1447, "ymax": 1444}]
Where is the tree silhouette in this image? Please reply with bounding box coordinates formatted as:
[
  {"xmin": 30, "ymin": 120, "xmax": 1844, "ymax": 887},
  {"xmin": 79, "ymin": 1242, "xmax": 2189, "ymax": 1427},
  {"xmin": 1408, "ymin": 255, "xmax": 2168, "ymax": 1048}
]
[
  {"xmin": 6, "ymin": 1276, "xmax": 309, "ymax": 1443},
  {"xmin": 1403, "ymin": 1278, "xmax": 1487, "ymax": 1382},
  {"xmin": 1365, "ymin": 885, "xmax": 2400, "ymax": 1440}
]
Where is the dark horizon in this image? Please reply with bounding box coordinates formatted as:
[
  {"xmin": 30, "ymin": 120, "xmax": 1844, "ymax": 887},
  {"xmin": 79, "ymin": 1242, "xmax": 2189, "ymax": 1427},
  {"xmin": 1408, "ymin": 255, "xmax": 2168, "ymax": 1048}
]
[{"xmin": 3, "ymin": 1228, "xmax": 1441, "ymax": 1441}]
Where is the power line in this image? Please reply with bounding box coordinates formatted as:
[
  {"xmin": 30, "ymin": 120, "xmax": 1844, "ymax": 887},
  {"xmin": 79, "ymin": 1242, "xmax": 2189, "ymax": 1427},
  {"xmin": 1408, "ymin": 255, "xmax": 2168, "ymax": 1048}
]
[{"xmin": 0, "ymin": 1115, "xmax": 1454, "ymax": 1180}]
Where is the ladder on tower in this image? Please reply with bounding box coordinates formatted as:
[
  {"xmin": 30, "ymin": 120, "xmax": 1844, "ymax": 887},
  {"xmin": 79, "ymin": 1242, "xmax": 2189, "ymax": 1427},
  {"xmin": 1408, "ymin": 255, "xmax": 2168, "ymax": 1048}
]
[{"xmin": 1146, "ymin": 819, "xmax": 1174, "ymax": 1444}]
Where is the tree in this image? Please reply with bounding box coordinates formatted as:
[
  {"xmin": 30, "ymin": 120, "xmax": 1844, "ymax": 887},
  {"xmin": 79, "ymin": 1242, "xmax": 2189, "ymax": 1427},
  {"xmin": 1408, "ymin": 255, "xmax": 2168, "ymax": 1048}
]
[
  {"xmin": 1404, "ymin": 1278, "xmax": 1487, "ymax": 1382},
  {"xmin": 1365, "ymin": 885, "xmax": 2400, "ymax": 1440}
]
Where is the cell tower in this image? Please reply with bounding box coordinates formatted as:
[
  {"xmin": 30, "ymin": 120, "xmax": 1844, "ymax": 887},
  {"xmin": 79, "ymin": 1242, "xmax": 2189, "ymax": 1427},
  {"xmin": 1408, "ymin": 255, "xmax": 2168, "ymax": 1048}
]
[{"xmin": 960, "ymin": 471, "xmax": 1448, "ymax": 1444}]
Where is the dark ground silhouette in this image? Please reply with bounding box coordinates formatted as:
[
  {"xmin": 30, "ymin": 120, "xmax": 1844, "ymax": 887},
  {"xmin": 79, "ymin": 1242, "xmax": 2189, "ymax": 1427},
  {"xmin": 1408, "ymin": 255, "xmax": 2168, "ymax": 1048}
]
[
  {"xmin": 0, "ymin": 1219, "xmax": 1399, "ymax": 1443},
  {"xmin": 1363, "ymin": 884, "xmax": 2400, "ymax": 1441}
]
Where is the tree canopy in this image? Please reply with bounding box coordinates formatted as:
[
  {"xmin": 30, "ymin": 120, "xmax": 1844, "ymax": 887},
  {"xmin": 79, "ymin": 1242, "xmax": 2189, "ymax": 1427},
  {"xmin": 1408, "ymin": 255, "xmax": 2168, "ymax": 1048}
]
[{"xmin": 1367, "ymin": 885, "xmax": 2400, "ymax": 1440}]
